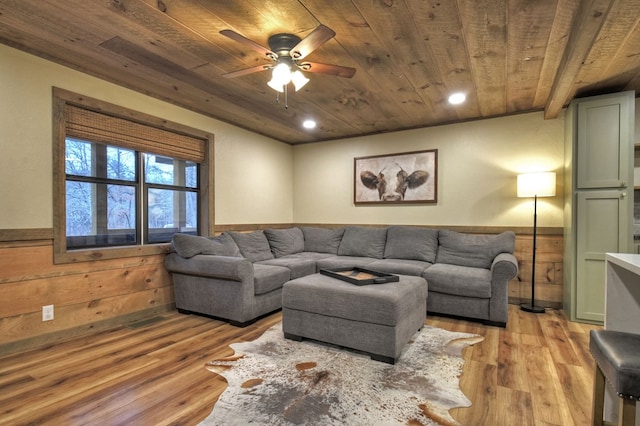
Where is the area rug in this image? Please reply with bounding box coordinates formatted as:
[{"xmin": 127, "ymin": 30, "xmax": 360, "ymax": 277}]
[{"xmin": 200, "ymin": 323, "xmax": 483, "ymax": 426}]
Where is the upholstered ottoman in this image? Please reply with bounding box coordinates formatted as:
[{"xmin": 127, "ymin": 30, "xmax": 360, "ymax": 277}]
[{"xmin": 282, "ymin": 272, "xmax": 427, "ymax": 364}]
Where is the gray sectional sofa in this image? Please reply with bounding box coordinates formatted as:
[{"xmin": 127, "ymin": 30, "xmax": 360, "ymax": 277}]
[{"xmin": 164, "ymin": 225, "xmax": 518, "ymax": 327}]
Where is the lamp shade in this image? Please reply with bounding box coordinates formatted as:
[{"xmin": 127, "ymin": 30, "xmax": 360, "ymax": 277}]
[
  {"xmin": 291, "ymin": 70, "xmax": 309, "ymax": 91},
  {"xmin": 517, "ymin": 172, "xmax": 556, "ymax": 198},
  {"xmin": 267, "ymin": 62, "xmax": 292, "ymax": 92}
]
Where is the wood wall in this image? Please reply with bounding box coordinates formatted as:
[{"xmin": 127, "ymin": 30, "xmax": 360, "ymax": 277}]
[
  {"xmin": 0, "ymin": 225, "xmax": 563, "ymax": 355},
  {"xmin": 512, "ymin": 234, "xmax": 563, "ymax": 309},
  {"xmin": 0, "ymin": 233, "xmax": 174, "ymax": 355}
]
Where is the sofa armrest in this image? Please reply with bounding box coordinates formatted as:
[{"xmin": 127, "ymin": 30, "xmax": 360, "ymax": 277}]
[
  {"xmin": 491, "ymin": 253, "xmax": 518, "ymax": 281},
  {"xmin": 164, "ymin": 253, "xmax": 253, "ymax": 282},
  {"xmin": 486, "ymin": 252, "xmax": 518, "ymax": 326}
]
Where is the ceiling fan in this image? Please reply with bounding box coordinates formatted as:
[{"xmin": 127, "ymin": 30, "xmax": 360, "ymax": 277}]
[{"xmin": 219, "ymin": 25, "xmax": 356, "ymax": 95}]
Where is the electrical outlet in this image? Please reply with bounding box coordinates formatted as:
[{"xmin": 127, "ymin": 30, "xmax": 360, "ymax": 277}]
[{"xmin": 42, "ymin": 305, "xmax": 54, "ymax": 321}]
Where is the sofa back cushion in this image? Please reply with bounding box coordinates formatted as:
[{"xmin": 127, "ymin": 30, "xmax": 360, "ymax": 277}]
[
  {"xmin": 436, "ymin": 230, "xmax": 515, "ymax": 269},
  {"xmin": 228, "ymin": 230, "xmax": 275, "ymax": 262},
  {"xmin": 171, "ymin": 233, "xmax": 241, "ymax": 259},
  {"xmin": 300, "ymin": 227, "xmax": 345, "ymax": 254},
  {"xmin": 338, "ymin": 226, "xmax": 387, "ymax": 259},
  {"xmin": 264, "ymin": 227, "xmax": 305, "ymax": 258},
  {"xmin": 384, "ymin": 226, "xmax": 438, "ymax": 263}
]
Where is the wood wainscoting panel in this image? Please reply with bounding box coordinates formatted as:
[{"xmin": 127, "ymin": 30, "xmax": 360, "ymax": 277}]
[
  {"xmin": 0, "ymin": 239, "xmax": 174, "ymax": 355},
  {"xmin": 512, "ymin": 234, "xmax": 564, "ymax": 309}
]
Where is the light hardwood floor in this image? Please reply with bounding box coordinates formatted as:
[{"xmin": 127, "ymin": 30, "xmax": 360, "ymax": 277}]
[{"xmin": 0, "ymin": 304, "xmax": 600, "ymax": 425}]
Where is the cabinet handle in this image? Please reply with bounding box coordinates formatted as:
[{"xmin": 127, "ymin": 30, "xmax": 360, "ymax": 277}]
[
  {"xmin": 622, "ymin": 192, "xmax": 627, "ymax": 199},
  {"xmin": 621, "ymin": 181, "xmax": 627, "ymax": 188}
]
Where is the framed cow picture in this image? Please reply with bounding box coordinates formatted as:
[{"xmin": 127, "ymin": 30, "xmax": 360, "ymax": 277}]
[{"xmin": 354, "ymin": 149, "xmax": 437, "ymax": 204}]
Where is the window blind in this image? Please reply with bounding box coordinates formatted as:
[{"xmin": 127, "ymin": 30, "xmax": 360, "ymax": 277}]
[{"xmin": 64, "ymin": 104, "xmax": 206, "ymax": 163}]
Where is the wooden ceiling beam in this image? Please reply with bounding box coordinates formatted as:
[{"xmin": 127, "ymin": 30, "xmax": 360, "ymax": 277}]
[
  {"xmin": 544, "ymin": 0, "xmax": 613, "ymax": 118},
  {"xmin": 532, "ymin": 0, "xmax": 581, "ymax": 109},
  {"xmin": 573, "ymin": 0, "xmax": 640, "ymax": 95}
]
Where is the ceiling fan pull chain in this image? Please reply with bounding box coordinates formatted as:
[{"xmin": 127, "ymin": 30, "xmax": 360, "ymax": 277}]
[{"xmin": 284, "ymin": 84, "xmax": 288, "ymax": 110}]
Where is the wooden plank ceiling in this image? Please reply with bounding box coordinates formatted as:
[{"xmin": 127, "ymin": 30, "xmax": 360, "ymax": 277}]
[{"xmin": 0, "ymin": 0, "xmax": 638, "ymax": 144}]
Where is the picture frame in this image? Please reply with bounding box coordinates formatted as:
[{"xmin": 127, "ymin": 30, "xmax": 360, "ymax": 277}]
[{"xmin": 354, "ymin": 149, "xmax": 437, "ymax": 204}]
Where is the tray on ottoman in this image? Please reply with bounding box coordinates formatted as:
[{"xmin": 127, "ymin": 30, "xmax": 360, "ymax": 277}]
[{"xmin": 319, "ymin": 267, "xmax": 399, "ymax": 285}]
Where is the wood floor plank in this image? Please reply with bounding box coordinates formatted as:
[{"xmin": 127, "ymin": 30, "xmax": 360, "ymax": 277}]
[
  {"xmin": 451, "ymin": 360, "xmax": 498, "ymax": 425},
  {"xmin": 554, "ymin": 363, "xmax": 593, "ymax": 426},
  {"xmin": 470, "ymin": 325, "xmax": 499, "ymax": 365},
  {"xmin": 524, "ymin": 344, "xmax": 575, "ymax": 425},
  {"xmin": 538, "ymin": 314, "xmax": 582, "ymax": 366},
  {"xmin": 497, "ymin": 330, "xmax": 531, "ymax": 392},
  {"xmin": 495, "ymin": 386, "xmax": 535, "ymax": 426},
  {"xmin": 0, "ymin": 305, "xmax": 599, "ymax": 425}
]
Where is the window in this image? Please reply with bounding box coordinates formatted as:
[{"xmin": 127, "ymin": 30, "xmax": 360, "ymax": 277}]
[
  {"xmin": 144, "ymin": 153, "xmax": 199, "ymax": 244},
  {"xmin": 53, "ymin": 88, "xmax": 213, "ymax": 263}
]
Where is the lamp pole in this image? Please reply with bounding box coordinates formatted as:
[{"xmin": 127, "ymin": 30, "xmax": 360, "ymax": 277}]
[{"xmin": 521, "ymin": 193, "xmax": 545, "ymax": 313}]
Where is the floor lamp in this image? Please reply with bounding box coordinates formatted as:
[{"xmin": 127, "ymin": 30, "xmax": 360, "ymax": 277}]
[{"xmin": 517, "ymin": 171, "xmax": 556, "ymax": 313}]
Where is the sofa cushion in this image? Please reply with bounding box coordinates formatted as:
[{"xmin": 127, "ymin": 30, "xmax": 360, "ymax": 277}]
[
  {"xmin": 384, "ymin": 226, "xmax": 438, "ymax": 263},
  {"xmin": 264, "ymin": 227, "xmax": 305, "ymax": 258},
  {"xmin": 283, "ymin": 251, "xmax": 336, "ymax": 262},
  {"xmin": 300, "ymin": 227, "xmax": 345, "ymax": 254},
  {"xmin": 164, "ymin": 252, "xmax": 252, "ymax": 280},
  {"xmin": 228, "ymin": 231, "xmax": 274, "ymax": 262},
  {"xmin": 366, "ymin": 259, "xmax": 432, "ymax": 276},
  {"xmin": 423, "ymin": 263, "xmax": 492, "ymax": 298},
  {"xmin": 257, "ymin": 256, "xmax": 317, "ymax": 279},
  {"xmin": 338, "ymin": 226, "xmax": 387, "ymax": 259},
  {"xmin": 252, "ymin": 264, "xmax": 291, "ymax": 295},
  {"xmin": 171, "ymin": 233, "xmax": 241, "ymax": 259},
  {"xmin": 436, "ymin": 230, "xmax": 515, "ymax": 269},
  {"xmin": 316, "ymin": 256, "xmax": 377, "ymax": 270}
]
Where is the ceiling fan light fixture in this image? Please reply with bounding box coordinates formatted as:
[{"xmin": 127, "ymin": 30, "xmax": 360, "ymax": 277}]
[
  {"xmin": 268, "ymin": 62, "xmax": 292, "ymax": 92},
  {"xmin": 291, "ymin": 70, "xmax": 309, "ymax": 91},
  {"xmin": 220, "ymin": 26, "xmax": 356, "ymax": 110},
  {"xmin": 267, "ymin": 76, "xmax": 285, "ymax": 92}
]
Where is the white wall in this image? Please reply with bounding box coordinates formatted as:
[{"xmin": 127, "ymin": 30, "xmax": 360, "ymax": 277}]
[
  {"xmin": 293, "ymin": 112, "xmax": 565, "ymax": 227},
  {"xmin": 0, "ymin": 44, "xmax": 293, "ymax": 228}
]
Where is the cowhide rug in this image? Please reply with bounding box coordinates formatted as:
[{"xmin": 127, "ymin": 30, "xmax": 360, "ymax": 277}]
[{"xmin": 200, "ymin": 323, "xmax": 483, "ymax": 426}]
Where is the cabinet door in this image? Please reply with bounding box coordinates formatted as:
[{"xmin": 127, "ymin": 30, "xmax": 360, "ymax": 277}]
[
  {"xmin": 576, "ymin": 94, "xmax": 632, "ymax": 189},
  {"xmin": 576, "ymin": 190, "xmax": 630, "ymax": 322}
]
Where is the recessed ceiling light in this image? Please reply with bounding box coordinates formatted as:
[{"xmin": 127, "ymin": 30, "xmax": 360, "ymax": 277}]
[
  {"xmin": 448, "ymin": 92, "xmax": 466, "ymax": 105},
  {"xmin": 303, "ymin": 119, "xmax": 316, "ymax": 129}
]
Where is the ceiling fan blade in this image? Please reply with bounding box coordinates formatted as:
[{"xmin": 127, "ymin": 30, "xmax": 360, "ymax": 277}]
[
  {"xmin": 290, "ymin": 25, "xmax": 336, "ymax": 60},
  {"xmin": 220, "ymin": 29, "xmax": 276, "ymax": 59},
  {"xmin": 221, "ymin": 64, "xmax": 271, "ymax": 78},
  {"xmin": 299, "ymin": 62, "xmax": 356, "ymax": 78}
]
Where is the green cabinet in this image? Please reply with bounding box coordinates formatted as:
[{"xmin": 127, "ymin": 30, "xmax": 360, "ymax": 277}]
[
  {"xmin": 564, "ymin": 91, "xmax": 635, "ymax": 324},
  {"xmin": 575, "ymin": 190, "xmax": 630, "ymax": 322}
]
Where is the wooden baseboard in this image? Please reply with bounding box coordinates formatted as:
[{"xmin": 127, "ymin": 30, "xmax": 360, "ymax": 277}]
[{"xmin": 0, "ymin": 303, "xmax": 175, "ymax": 357}]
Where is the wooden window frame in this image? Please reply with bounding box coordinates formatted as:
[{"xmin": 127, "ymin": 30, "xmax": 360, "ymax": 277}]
[{"xmin": 52, "ymin": 88, "xmax": 214, "ymax": 264}]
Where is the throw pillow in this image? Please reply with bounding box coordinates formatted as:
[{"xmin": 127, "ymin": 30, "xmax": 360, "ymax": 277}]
[
  {"xmin": 228, "ymin": 230, "xmax": 275, "ymax": 262},
  {"xmin": 338, "ymin": 226, "xmax": 387, "ymax": 259},
  {"xmin": 300, "ymin": 227, "xmax": 345, "ymax": 254},
  {"xmin": 435, "ymin": 230, "xmax": 515, "ymax": 269},
  {"xmin": 171, "ymin": 233, "xmax": 241, "ymax": 259},
  {"xmin": 384, "ymin": 226, "xmax": 438, "ymax": 263},
  {"xmin": 264, "ymin": 228, "xmax": 305, "ymax": 258}
]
